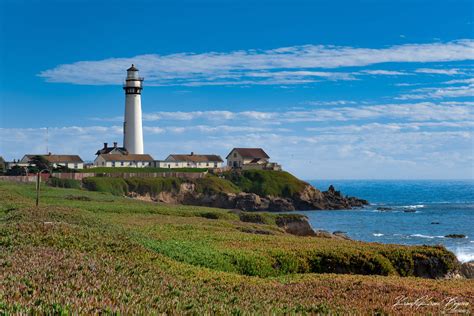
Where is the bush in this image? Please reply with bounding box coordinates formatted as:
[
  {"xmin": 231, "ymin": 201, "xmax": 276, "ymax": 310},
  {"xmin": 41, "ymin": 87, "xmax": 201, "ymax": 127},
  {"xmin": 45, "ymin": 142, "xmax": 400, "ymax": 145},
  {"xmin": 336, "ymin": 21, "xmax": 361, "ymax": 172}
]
[
  {"xmin": 82, "ymin": 177, "xmax": 128, "ymax": 196},
  {"xmin": 194, "ymin": 176, "xmax": 240, "ymax": 194},
  {"xmin": 239, "ymin": 212, "xmax": 270, "ymax": 224},
  {"xmin": 47, "ymin": 177, "xmax": 81, "ymax": 189},
  {"xmin": 125, "ymin": 177, "xmax": 183, "ymax": 196},
  {"xmin": 223, "ymin": 170, "xmax": 307, "ymax": 197}
]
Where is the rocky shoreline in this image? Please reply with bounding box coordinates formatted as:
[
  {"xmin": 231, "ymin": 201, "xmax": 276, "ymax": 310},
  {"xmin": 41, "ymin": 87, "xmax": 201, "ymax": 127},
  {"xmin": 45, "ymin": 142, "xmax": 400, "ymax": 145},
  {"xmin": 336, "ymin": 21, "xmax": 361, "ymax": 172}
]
[{"xmin": 129, "ymin": 183, "xmax": 368, "ymax": 212}]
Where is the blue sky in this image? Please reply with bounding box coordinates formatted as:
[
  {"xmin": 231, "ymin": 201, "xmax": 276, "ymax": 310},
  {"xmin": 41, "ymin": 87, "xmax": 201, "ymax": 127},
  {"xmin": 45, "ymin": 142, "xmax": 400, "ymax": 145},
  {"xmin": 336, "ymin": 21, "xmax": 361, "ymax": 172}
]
[{"xmin": 0, "ymin": 0, "xmax": 473, "ymax": 179}]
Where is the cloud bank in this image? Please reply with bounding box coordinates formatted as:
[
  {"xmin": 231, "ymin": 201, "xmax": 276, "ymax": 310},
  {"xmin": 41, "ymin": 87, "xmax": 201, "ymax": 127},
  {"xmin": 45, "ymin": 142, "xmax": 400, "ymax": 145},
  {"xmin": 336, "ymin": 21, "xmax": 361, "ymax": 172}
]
[{"xmin": 38, "ymin": 40, "xmax": 474, "ymax": 86}]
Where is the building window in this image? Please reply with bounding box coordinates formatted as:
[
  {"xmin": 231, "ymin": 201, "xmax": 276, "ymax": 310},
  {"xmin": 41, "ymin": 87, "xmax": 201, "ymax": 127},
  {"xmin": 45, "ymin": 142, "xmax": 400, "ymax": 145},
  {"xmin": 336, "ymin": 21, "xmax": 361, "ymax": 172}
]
[
  {"xmin": 74, "ymin": 163, "xmax": 78, "ymax": 169},
  {"xmin": 102, "ymin": 162, "xmax": 105, "ymax": 166},
  {"xmin": 214, "ymin": 163, "xmax": 218, "ymax": 167},
  {"xmin": 206, "ymin": 162, "xmax": 209, "ymax": 167},
  {"xmin": 233, "ymin": 153, "xmax": 237, "ymax": 157},
  {"xmin": 120, "ymin": 161, "xmax": 124, "ymax": 166},
  {"xmin": 112, "ymin": 162, "xmax": 116, "ymax": 167}
]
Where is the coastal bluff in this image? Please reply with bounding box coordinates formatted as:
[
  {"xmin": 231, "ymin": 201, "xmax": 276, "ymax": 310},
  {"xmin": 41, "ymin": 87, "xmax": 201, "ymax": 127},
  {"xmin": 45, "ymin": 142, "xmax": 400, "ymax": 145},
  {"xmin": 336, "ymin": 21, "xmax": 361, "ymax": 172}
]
[{"xmin": 78, "ymin": 170, "xmax": 368, "ymax": 212}]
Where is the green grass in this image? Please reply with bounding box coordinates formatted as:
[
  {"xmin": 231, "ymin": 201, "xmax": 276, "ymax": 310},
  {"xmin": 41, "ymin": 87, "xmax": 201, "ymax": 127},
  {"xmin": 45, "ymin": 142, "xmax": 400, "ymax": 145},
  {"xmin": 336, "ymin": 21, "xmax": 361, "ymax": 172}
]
[
  {"xmin": 78, "ymin": 167, "xmax": 208, "ymax": 173},
  {"xmin": 47, "ymin": 177, "xmax": 82, "ymax": 189},
  {"xmin": 194, "ymin": 176, "xmax": 241, "ymax": 194},
  {"xmin": 223, "ymin": 170, "xmax": 308, "ymax": 197},
  {"xmin": 0, "ymin": 180, "xmax": 471, "ymax": 314},
  {"xmin": 81, "ymin": 175, "xmax": 241, "ymax": 197},
  {"xmin": 82, "ymin": 177, "xmax": 128, "ymax": 196},
  {"xmin": 80, "ymin": 170, "xmax": 307, "ymax": 199}
]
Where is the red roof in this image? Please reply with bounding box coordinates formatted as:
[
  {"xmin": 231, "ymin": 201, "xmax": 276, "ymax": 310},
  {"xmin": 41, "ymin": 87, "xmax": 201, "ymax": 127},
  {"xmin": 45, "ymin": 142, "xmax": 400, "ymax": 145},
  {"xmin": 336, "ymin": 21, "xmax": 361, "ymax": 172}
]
[
  {"xmin": 166, "ymin": 154, "xmax": 223, "ymax": 163},
  {"xmin": 24, "ymin": 154, "xmax": 83, "ymax": 163},
  {"xmin": 226, "ymin": 148, "xmax": 269, "ymax": 159}
]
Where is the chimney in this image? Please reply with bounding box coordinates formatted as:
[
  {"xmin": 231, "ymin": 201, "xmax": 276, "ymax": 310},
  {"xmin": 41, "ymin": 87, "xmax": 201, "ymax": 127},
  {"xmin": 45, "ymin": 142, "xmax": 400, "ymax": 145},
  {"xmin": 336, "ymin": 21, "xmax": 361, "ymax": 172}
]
[
  {"xmin": 104, "ymin": 142, "xmax": 108, "ymax": 149},
  {"xmin": 48, "ymin": 152, "xmax": 52, "ymax": 156},
  {"xmin": 191, "ymin": 152, "xmax": 194, "ymax": 156},
  {"xmin": 113, "ymin": 142, "xmax": 117, "ymax": 148}
]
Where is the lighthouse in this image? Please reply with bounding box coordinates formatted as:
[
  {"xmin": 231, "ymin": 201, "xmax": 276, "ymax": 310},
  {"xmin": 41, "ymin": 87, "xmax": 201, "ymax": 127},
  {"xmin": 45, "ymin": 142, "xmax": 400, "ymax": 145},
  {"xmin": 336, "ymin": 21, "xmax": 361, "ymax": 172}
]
[{"xmin": 123, "ymin": 64, "xmax": 144, "ymax": 154}]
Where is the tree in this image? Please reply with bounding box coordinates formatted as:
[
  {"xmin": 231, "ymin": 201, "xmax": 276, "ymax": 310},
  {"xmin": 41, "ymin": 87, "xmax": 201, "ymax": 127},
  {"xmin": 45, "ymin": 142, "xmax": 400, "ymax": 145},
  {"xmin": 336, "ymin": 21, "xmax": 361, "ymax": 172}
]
[
  {"xmin": 29, "ymin": 155, "xmax": 51, "ymax": 171},
  {"xmin": 6, "ymin": 165, "xmax": 26, "ymax": 176}
]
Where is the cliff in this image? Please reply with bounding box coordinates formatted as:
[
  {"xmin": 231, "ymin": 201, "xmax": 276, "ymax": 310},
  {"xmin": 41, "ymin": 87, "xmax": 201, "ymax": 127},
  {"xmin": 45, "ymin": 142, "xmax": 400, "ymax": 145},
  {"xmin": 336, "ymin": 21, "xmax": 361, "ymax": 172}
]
[{"xmin": 81, "ymin": 170, "xmax": 368, "ymax": 211}]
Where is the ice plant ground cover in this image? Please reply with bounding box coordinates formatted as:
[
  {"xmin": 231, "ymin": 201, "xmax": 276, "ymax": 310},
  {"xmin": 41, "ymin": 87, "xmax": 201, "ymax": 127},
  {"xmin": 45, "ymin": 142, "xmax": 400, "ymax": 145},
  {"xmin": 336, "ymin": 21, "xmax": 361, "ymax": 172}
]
[{"xmin": 0, "ymin": 181, "xmax": 472, "ymax": 314}]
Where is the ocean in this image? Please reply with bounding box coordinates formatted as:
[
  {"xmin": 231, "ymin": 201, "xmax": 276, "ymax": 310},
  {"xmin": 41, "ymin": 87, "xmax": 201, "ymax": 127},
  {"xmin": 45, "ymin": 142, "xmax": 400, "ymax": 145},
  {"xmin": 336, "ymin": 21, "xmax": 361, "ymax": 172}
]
[{"xmin": 298, "ymin": 180, "xmax": 474, "ymax": 263}]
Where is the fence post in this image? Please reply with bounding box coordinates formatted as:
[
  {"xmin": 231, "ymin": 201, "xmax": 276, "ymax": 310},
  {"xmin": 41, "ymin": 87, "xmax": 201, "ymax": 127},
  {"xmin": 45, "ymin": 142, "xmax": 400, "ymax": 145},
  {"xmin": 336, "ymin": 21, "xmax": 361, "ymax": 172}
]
[{"xmin": 35, "ymin": 172, "xmax": 40, "ymax": 207}]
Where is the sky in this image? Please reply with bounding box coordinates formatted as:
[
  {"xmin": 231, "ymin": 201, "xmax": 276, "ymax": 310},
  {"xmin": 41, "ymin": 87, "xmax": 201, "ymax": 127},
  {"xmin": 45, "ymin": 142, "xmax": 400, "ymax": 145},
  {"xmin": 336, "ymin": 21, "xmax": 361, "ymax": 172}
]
[{"xmin": 0, "ymin": 0, "xmax": 473, "ymax": 179}]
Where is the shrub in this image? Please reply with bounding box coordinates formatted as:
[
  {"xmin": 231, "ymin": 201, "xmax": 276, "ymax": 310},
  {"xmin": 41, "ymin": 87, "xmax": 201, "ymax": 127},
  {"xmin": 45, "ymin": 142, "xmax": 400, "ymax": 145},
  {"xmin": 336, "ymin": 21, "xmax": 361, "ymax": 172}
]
[
  {"xmin": 82, "ymin": 177, "xmax": 128, "ymax": 196},
  {"xmin": 47, "ymin": 177, "xmax": 81, "ymax": 189},
  {"xmin": 307, "ymin": 251, "xmax": 396, "ymax": 276},
  {"xmin": 125, "ymin": 177, "xmax": 183, "ymax": 197},
  {"xmin": 239, "ymin": 212, "xmax": 272, "ymax": 224},
  {"xmin": 223, "ymin": 170, "xmax": 307, "ymax": 197},
  {"xmin": 194, "ymin": 176, "xmax": 240, "ymax": 194}
]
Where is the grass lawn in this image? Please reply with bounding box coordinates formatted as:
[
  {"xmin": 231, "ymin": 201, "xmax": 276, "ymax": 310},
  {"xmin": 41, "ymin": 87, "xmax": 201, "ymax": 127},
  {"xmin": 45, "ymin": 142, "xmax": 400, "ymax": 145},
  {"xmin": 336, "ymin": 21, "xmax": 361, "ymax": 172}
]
[{"xmin": 0, "ymin": 181, "xmax": 472, "ymax": 314}]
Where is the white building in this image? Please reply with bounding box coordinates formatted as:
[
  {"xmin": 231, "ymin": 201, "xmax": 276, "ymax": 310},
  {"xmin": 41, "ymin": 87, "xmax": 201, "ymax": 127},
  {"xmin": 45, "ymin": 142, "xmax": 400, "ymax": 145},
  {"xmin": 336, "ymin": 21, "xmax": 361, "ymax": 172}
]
[
  {"xmin": 94, "ymin": 153, "xmax": 154, "ymax": 168},
  {"xmin": 155, "ymin": 153, "xmax": 224, "ymax": 169},
  {"xmin": 20, "ymin": 154, "xmax": 84, "ymax": 169},
  {"xmin": 226, "ymin": 148, "xmax": 281, "ymax": 170},
  {"xmin": 123, "ymin": 64, "xmax": 144, "ymax": 154}
]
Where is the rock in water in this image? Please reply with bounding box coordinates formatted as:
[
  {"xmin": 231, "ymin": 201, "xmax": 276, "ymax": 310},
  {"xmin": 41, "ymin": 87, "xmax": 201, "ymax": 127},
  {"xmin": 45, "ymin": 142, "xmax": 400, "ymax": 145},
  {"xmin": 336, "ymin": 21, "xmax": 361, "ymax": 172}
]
[{"xmin": 445, "ymin": 234, "xmax": 466, "ymax": 238}]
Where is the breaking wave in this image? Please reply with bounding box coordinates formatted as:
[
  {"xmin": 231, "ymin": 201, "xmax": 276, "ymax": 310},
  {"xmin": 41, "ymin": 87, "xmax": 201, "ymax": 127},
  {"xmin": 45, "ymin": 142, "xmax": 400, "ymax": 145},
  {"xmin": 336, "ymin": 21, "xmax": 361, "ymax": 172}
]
[{"xmin": 410, "ymin": 234, "xmax": 444, "ymax": 239}]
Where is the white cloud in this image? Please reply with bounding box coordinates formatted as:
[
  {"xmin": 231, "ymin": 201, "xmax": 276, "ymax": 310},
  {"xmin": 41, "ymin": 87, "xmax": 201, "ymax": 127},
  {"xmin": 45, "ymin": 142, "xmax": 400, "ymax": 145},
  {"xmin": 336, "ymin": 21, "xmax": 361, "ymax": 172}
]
[
  {"xmin": 38, "ymin": 40, "xmax": 474, "ymax": 86},
  {"xmin": 397, "ymin": 84, "xmax": 474, "ymax": 100},
  {"xmin": 305, "ymin": 100, "xmax": 358, "ymax": 106},
  {"xmin": 360, "ymin": 70, "xmax": 410, "ymax": 75},
  {"xmin": 415, "ymin": 68, "xmax": 465, "ymax": 75},
  {"xmin": 443, "ymin": 78, "xmax": 474, "ymax": 85},
  {"xmin": 94, "ymin": 102, "xmax": 474, "ymax": 125}
]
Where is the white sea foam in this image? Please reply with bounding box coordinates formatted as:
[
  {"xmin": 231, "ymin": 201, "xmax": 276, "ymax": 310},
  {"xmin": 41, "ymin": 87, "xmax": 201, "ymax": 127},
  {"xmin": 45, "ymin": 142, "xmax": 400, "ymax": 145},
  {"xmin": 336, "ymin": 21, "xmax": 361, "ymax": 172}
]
[
  {"xmin": 410, "ymin": 234, "xmax": 444, "ymax": 239},
  {"xmin": 373, "ymin": 233, "xmax": 384, "ymax": 237},
  {"xmin": 454, "ymin": 248, "xmax": 474, "ymax": 263},
  {"xmin": 403, "ymin": 204, "xmax": 425, "ymax": 209}
]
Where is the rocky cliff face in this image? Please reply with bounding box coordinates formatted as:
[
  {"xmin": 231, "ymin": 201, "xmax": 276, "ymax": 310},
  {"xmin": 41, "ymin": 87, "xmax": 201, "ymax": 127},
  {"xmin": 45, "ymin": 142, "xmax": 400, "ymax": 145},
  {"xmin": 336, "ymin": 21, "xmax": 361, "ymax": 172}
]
[{"xmin": 128, "ymin": 182, "xmax": 368, "ymax": 212}]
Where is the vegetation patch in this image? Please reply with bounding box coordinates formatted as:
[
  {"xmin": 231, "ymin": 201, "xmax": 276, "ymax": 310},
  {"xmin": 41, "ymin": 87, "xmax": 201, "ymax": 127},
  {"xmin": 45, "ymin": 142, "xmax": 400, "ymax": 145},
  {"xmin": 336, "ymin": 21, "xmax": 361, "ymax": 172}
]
[
  {"xmin": 82, "ymin": 177, "xmax": 128, "ymax": 196},
  {"xmin": 0, "ymin": 180, "xmax": 470, "ymax": 314},
  {"xmin": 47, "ymin": 177, "xmax": 81, "ymax": 189},
  {"xmin": 238, "ymin": 212, "xmax": 273, "ymax": 225},
  {"xmin": 126, "ymin": 177, "xmax": 183, "ymax": 196},
  {"xmin": 194, "ymin": 176, "xmax": 240, "ymax": 194},
  {"xmin": 223, "ymin": 170, "xmax": 308, "ymax": 197}
]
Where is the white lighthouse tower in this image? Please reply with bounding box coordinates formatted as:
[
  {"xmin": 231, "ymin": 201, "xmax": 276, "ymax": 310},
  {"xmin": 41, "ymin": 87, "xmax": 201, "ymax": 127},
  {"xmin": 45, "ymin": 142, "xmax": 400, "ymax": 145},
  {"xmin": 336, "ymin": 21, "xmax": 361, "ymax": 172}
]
[{"xmin": 123, "ymin": 64, "xmax": 144, "ymax": 154}]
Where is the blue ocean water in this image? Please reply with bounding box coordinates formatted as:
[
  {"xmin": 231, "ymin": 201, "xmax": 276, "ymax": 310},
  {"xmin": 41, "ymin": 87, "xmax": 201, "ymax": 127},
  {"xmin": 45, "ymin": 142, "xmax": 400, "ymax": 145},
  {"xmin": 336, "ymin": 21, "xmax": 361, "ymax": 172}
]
[{"xmin": 298, "ymin": 180, "xmax": 474, "ymax": 263}]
